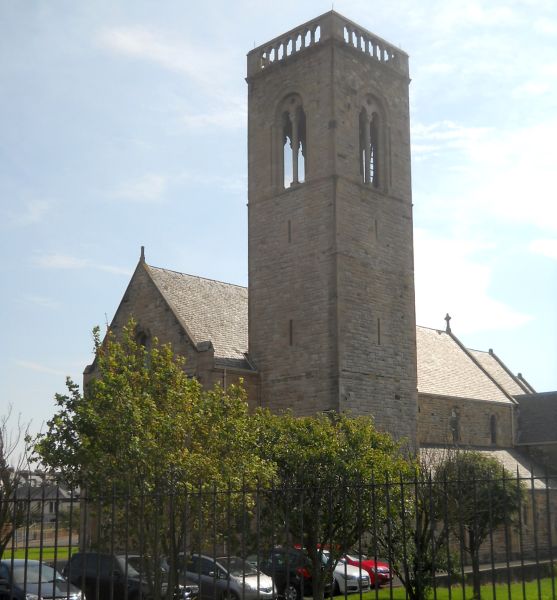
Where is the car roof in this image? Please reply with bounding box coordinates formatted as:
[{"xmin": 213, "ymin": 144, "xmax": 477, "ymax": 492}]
[{"xmin": 1, "ymin": 559, "xmax": 45, "ymax": 567}]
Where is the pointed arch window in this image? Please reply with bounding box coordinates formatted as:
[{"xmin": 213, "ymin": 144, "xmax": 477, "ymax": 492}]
[
  {"xmin": 280, "ymin": 94, "xmax": 306, "ymax": 187},
  {"xmin": 359, "ymin": 101, "xmax": 381, "ymax": 188}
]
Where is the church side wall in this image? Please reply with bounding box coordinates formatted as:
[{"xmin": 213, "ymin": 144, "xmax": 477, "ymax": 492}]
[{"xmin": 418, "ymin": 394, "xmax": 514, "ymax": 447}]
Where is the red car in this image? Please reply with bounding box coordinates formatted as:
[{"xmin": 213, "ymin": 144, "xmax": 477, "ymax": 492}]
[{"xmin": 343, "ymin": 552, "xmax": 391, "ymax": 588}]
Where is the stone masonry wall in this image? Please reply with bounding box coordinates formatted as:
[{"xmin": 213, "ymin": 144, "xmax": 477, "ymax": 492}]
[
  {"xmin": 418, "ymin": 394, "xmax": 515, "ymax": 447},
  {"xmin": 247, "ymin": 20, "xmax": 418, "ymax": 442}
]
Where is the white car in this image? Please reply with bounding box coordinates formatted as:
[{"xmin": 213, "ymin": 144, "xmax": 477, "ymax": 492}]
[{"xmin": 322, "ymin": 551, "xmax": 371, "ymax": 595}]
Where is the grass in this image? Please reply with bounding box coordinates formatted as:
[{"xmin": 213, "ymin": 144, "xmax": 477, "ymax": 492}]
[
  {"xmin": 2, "ymin": 546, "xmax": 78, "ymax": 561},
  {"xmin": 357, "ymin": 578, "xmax": 556, "ymax": 600}
]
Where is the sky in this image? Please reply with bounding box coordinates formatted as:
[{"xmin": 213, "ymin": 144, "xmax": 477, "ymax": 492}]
[{"xmin": 1, "ymin": 0, "xmax": 556, "ymax": 444}]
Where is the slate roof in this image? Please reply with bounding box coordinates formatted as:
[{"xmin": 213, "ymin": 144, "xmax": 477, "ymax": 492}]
[
  {"xmin": 416, "ymin": 326, "xmax": 513, "ymax": 404},
  {"xmin": 146, "ymin": 265, "xmax": 250, "ymax": 369},
  {"xmin": 468, "ymin": 349, "xmax": 531, "ymax": 396},
  {"xmin": 420, "ymin": 445, "xmax": 555, "ymax": 489},
  {"xmin": 144, "ymin": 264, "xmax": 527, "ymax": 401}
]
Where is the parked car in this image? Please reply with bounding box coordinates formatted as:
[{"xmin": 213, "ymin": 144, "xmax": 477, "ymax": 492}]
[
  {"xmin": 320, "ymin": 550, "xmax": 370, "ymax": 595},
  {"xmin": 343, "ymin": 552, "xmax": 391, "ymax": 588},
  {"xmin": 182, "ymin": 554, "xmax": 276, "ymax": 600},
  {"xmin": 0, "ymin": 559, "xmax": 85, "ymax": 600},
  {"xmin": 258, "ymin": 547, "xmax": 332, "ymax": 600},
  {"xmin": 64, "ymin": 551, "xmax": 193, "ymax": 600},
  {"xmin": 126, "ymin": 554, "xmax": 199, "ymax": 600}
]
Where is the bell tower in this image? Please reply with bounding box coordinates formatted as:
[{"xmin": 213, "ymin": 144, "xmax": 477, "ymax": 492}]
[{"xmin": 247, "ymin": 12, "xmax": 418, "ymax": 446}]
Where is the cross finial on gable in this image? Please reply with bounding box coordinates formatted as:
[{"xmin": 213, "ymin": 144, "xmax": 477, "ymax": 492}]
[{"xmin": 444, "ymin": 313, "xmax": 452, "ymax": 333}]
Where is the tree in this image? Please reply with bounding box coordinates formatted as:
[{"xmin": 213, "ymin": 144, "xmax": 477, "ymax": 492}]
[
  {"xmin": 32, "ymin": 319, "xmax": 274, "ymax": 597},
  {"xmin": 254, "ymin": 410, "xmax": 410, "ymax": 600},
  {"xmin": 434, "ymin": 450, "xmax": 525, "ymax": 600},
  {"xmin": 0, "ymin": 407, "xmax": 32, "ymax": 559},
  {"xmin": 376, "ymin": 453, "xmax": 454, "ymax": 600}
]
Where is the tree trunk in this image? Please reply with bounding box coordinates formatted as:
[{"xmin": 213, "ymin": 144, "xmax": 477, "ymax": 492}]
[{"xmin": 469, "ymin": 531, "xmax": 481, "ymax": 599}]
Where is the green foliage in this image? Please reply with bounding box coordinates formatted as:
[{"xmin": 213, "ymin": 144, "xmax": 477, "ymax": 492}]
[
  {"xmin": 32, "ymin": 319, "xmax": 275, "ymax": 596},
  {"xmin": 434, "ymin": 450, "xmax": 525, "ymax": 600},
  {"xmin": 33, "ymin": 319, "xmax": 273, "ymax": 491},
  {"xmin": 255, "ymin": 410, "xmax": 411, "ymax": 600},
  {"xmin": 377, "ymin": 461, "xmax": 454, "ymax": 600}
]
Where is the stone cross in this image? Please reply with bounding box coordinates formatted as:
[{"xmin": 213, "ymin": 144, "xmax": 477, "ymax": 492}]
[{"xmin": 444, "ymin": 313, "xmax": 452, "ymax": 333}]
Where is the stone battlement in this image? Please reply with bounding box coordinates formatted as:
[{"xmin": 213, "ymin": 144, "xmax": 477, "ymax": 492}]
[{"xmin": 247, "ymin": 10, "xmax": 408, "ymax": 78}]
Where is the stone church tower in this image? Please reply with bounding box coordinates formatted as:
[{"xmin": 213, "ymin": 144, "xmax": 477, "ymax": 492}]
[{"xmin": 247, "ymin": 12, "xmax": 418, "ymax": 445}]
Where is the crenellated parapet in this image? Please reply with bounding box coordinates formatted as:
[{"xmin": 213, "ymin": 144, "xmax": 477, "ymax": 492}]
[{"xmin": 247, "ymin": 10, "xmax": 408, "ymax": 78}]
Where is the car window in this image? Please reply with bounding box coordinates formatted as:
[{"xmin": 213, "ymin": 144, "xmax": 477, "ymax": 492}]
[
  {"xmin": 185, "ymin": 556, "xmax": 198, "ymax": 572},
  {"xmin": 85, "ymin": 554, "xmax": 117, "ymax": 577},
  {"xmin": 13, "ymin": 564, "xmax": 64, "ymax": 586},
  {"xmin": 0, "ymin": 564, "xmax": 9, "ymax": 581},
  {"xmin": 217, "ymin": 557, "xmax": 258, "ymax": 578},
  {"xmin": 270, "ymin": 552, "xmax": 285, "ymax": 567},
  {"xmin": 199, "ymin": 558, "xmax": 215, "ymax": 577}
]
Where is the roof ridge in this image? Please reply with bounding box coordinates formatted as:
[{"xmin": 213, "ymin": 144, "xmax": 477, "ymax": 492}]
[
  {"xmin": 446, "ymin": 330, "xmax": 517, "ymax": 405},
  {"xmin": 487, "ymin": 348, "xmax": 534, "ymax": 394},
  {"xmin": 416, "ymin": 324, "xmax": 444, "ymax": 333},
  {"xmin": 147, "ymin": 264, "xmax": 247, "ymax": 290}
]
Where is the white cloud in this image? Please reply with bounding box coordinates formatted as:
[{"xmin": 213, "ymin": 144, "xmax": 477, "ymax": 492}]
[
  {"xmin": 98, "ymin": 26, "xmax": 246, "ymax": 132},
  {"xmin": 23, "ymin": 295, "xmax": 60, "ymax": 310},
  {"xmin": 97, "ymin": 26, "xmax": 231, "ymax": 91},
  {"xmin": 110, "ymin": 173, "xmax": 167, "ymax": 203},
  {"xmin": 534, "ymin": 17, "xmax": 557, "ymax": 35},
  {"xmin": 414, "ymin": 117, "xmax": 557, "ymax": 233},
  {"xmin": 35, "ymin": 254, "xmax": 89, "ymax": 269},
  {"xmin": 17, "ymin": 200, "xmax": 50, "ymax": 225},
  {"xmin": 530, "ymin": 239, "xmax": 557, "ymax": 260},
  {"xmin": 15, "ymin": 360, "xmax": 65, "ymax": 377},
  {"xmin": 0, "ymin": 199, "xmax": 51, "ymax": 227},
  {"xmin": 411, "ymin": 121, "xmax": 491, "ymax": 159},
  {"xmin": 180, "ymin": 103, "xmax": 246, "ymax": 131},
  {"xmin": 414, "ymin": 229, "xmax": 532, "ymax": 334},
  {"xmin": 34, "ymin": 254, "xmax": 131, "ymax": 276}
]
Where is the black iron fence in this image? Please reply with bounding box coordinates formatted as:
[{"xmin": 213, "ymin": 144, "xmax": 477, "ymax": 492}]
[{"xmin": 0, "ymin": 472, "xmax": 556, "ymax": 600}]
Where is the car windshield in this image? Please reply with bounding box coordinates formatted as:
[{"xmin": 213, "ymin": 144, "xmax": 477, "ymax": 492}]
[
  {"xmin": 321, "ymin": 550, "xmax": 346, "ymax": 566},
  {"xmin": 217, "ymin": 557, "xmax": 259, "ymax": 578},
  {"xmin": 13, "ymin": 563, "xmax": 65, "ymax": 586},
  {"xmin": 116, "ymin": 557, "xmax": 141, "ymax": 578},
  {"xmin": 346, "ymin": 552, "xmax": 368, "ymax": 561}
]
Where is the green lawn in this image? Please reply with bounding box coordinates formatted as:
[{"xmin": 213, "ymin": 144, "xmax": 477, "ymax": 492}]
[
  {"xmin": 2, "ymin": 546, "xmax": 78, "ymax": 561},
  {"xmin": 357, "ymin": 578, "xmax": 556, "ymax": 600}
]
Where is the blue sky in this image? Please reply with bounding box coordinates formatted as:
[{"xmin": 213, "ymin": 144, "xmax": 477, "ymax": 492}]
[{"xmin": 1, "ymin": 0, "xmax": 556, "ymax": 442}]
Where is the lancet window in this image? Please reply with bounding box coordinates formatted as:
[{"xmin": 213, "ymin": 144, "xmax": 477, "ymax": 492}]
[
  {"xmin": 359, "ymin": 103, "xmax": 381, "ymax": 187},
  {"xmin": 490, "ymin": 414, "xmax": 497, "ymax": 445},
  {"xmin": 280, "ymin": 94, "xmax": 306, "ymax": 187}
]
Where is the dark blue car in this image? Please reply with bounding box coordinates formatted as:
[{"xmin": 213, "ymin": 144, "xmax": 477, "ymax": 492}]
[{"xmin": 0, "ymin": 559, "xmax": 84, "ymax": 599}]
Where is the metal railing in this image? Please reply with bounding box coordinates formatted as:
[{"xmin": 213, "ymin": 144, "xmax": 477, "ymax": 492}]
[{"xmin": 0, "ymin": 473, "xmax": 555, "ymax": 600}]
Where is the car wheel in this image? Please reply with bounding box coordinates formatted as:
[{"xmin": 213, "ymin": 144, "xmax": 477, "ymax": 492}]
[
  {"xmin": 222, "ymin": 591, "xmax": 239, "ymax": 600},
  {"xmin": 282, "ymin": 583, "xmax": 299, "ymax": 600},
  {"xmin": 333, "ymin": 579, "xmax": 341, "ymax": 596}
]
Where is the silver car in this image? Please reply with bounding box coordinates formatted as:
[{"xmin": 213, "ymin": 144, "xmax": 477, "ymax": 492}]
[{"xmin": 184, "ymin": 554, "xmax": 276, "ymax": 600}]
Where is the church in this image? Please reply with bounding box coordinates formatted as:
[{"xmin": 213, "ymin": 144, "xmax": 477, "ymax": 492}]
[{"xmin": 86, "ymin": 11, "xmax": 556, "ymax": 557}]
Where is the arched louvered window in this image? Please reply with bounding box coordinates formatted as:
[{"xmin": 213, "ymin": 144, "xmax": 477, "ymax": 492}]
[{"xmin": 280, "ymin": 94, "xmax": 306, "ymax": 187}]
